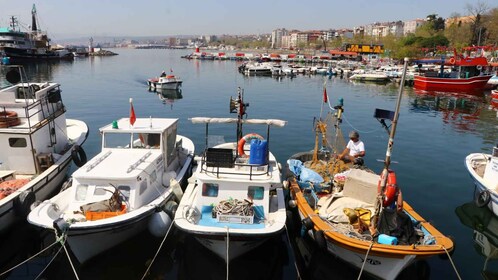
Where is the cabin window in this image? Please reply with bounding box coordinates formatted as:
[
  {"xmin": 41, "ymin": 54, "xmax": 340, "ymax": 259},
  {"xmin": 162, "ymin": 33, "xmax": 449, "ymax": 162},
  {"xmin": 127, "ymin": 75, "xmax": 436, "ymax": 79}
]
[
  {"xmin": 75, "ymin": 184, "xmax": 88, "ymax": 201},
  {"xmin": 104, "ymin": 133, "xmax": 132, "ymax": 148},
  {"xmin": 139, "ymin": 179, "xmax": 147, "ymax": 195},
  {"xmin": 93, "ymin": 186, "xmax": 114, "ymax": 196},
  {"xmin": 202, "ymin": 183, "xmax": 219, "ymax": 197},
  {"xmin": 150, "ymin": 171, "xmax": 157, "ymax": 183},
  {"xmin": 8, "ymin": 138, "xmax": 27, "ymax": 148},
  {"xmin": 248, "ymin": 186, "xmax": 264, "ymax": 200},
  {"xmin": 166, "ymin": 127, "xmax": 177, "ymax": 165},
  {"xmin": 118, "ymin": 185, "xmax": 131, "ymax": 202}
]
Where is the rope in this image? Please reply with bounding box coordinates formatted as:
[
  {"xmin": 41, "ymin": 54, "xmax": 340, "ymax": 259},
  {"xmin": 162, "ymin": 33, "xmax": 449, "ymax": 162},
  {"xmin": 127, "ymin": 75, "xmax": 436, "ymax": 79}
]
[
  {"xmin": 215, "ymin": 198, "xmax": 254, "ymax": 217},
  {"xmin": 442, "ymin": 245, "xmax": 462, "ymax": 280},
  {"xmin": 357, "ymin": 241, "xmax": 374, "ymax": 280},
  {"xmin": 59, "ymin": 233, "xmax": 80, "ymax": 280},
  {"xmin": 225, "ymin": 226, "xmax": 230, "ymax": 280},
  {"xmin": 0, "ymin": 236, "xmax": 61, "ymax": 277},
  {"xmin": 342, "ymin": 113, "xmax": 381, "ymax": 134},
  {"xmin": 34, "ymin": 244, "xmax": 65, "ymax": 280},
  {"xmin": 284, "ymin": 224, "xmax": 302, "ymax": 279},
  {"xmin": 140, "ymin": 220, "xmax": 175, "ymax": 280}
]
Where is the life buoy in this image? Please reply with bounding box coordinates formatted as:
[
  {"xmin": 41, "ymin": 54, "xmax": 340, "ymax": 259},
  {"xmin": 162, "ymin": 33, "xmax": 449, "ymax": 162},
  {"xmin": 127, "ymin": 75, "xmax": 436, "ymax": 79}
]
[
  {"xmin": 13, "ymin": 190, "xmax": 35, "ymax": 217},
  {"xmin": 449, "ymin": 57, "xmax": 456, "ymax": 64},
  {"xmin": 237, "ymin": 133, "xmax": 264, "ymax": 156},
  {"xmin": 71, "ymin": 145, "xmax": 87, "ymax": 167},
  {"xmin": 378, "ymin": 170, "xmax": 398, "ymax": 207},
  {"xmin": 0, "ymin": 110, "xmax": 21, "ymax": 128}
]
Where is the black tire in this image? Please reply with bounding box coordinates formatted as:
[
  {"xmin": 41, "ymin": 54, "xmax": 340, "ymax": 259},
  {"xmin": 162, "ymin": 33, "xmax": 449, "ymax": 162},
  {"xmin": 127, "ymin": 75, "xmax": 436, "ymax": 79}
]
[
  {"xmin": 475, "ymin": 189, "xmax": 491, "ymax": 208},
  {"xmin": 313, "ymin": 230, "xmax": 327, "ymax": 251},
  {"xmin": 71, "ymin": 145, "xmax": 87, "ymax": 167},
  {"xmin": 302, "ymin": 217, "xmax": 314, "ymax": 230},
  {"xmin": 14, "ymin": 190, "xmax": 35, "ymax": 217}
]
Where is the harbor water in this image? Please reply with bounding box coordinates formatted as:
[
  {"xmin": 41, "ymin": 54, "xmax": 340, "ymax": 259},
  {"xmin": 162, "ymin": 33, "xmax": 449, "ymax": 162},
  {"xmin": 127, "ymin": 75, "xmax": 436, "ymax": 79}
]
[{"xmin": 1, "ymin": 49, "xmax": 497, "ymax": 279}]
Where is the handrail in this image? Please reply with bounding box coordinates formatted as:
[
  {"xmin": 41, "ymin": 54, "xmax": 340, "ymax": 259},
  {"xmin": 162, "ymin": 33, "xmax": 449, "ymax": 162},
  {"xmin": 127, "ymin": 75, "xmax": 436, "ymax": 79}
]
[{"xmin": 199, "ymin": 153, "xmax": 270, "ymax": 180}]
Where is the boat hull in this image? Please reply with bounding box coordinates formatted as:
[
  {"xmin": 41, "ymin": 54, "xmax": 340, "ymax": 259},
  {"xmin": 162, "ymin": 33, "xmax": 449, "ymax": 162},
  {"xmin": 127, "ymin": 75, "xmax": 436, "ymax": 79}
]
[
  {"xmin": 147, "ymin": 80, "xmax": 182, "ymax": 90},
  {"xmin": 413, "ymin": 75, "xmax": 492, "ymax": 92},
  {"xmin": 465, "ymin": 153, "xmax": 498, "ymax": 216}
]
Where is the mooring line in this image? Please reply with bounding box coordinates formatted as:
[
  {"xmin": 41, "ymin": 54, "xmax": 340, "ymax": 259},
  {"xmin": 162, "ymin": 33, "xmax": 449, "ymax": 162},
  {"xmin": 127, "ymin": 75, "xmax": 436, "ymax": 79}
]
[
  {"xmin": 442, "ymin": 245, "xmax": 462, "ymax": 280},
  {"xmin": 284, "ymin": 223, "xmax": 302, "ymax": 279},
  {"xmin": 225, "ymin": 226, "xmax": 230, "ymax": 280},
  {"xmin": 140, "ymin": 221, "xmax": 174, "ymax": 280},
  {"xmin": 357, "ymin": 241, "xmax": 374, "ymax": 280}
]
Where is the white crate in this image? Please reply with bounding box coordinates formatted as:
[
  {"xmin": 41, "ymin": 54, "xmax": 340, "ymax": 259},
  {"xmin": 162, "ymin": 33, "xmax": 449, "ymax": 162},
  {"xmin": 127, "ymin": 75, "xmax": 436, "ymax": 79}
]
[{"xmin": 217, "ymin": 213, "xmax": 254, "ymax": 224}]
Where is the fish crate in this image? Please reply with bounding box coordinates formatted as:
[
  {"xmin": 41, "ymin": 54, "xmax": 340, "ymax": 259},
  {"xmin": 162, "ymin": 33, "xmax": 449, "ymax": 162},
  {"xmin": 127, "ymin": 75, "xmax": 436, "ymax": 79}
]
[
  {"xmin": 217, "ymin": 213, "xmax": 254, "ymax": 224},
  {"xmin": 85, "ymin": 205, "xmax": 127, "ymax": 221}
]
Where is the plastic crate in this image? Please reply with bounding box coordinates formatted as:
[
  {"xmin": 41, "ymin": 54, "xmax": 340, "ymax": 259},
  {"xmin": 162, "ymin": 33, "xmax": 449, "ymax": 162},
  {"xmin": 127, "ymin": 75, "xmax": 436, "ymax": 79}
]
[{"xmin": 85, "ymin": 204, "xmax": 127, "ymax": 221}]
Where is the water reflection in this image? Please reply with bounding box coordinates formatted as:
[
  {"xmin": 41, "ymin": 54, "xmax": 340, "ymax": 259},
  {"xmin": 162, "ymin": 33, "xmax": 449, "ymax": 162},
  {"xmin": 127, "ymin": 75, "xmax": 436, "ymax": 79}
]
[
  {"xmin": 409, "ymin": 89, "xmax": 486, "ymax": 132},
  {"xmin": 150, "ymin": 88, "xmax": 183, "ymax": 109},
  {"xmin": 0, "ymin": 60, "xmax": 73, "ymax": 85},
  {"xmin": 455, "ymin": 202, "xmax": 498, "ymax": 278}
]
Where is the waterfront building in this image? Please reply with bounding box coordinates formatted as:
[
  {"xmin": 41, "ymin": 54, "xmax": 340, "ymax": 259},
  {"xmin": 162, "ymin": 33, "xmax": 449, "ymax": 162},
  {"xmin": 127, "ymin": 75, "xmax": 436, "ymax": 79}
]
[{"xmin": 404, "ymin": 18, "xmax": 426, "ymax": 34}]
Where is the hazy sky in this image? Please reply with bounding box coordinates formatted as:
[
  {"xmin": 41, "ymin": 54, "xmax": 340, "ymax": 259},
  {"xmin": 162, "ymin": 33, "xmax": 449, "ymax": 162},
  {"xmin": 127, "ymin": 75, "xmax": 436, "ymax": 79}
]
[{"xmin": 0, "ymin": 0, "xmax": 480, "ymax": 41}]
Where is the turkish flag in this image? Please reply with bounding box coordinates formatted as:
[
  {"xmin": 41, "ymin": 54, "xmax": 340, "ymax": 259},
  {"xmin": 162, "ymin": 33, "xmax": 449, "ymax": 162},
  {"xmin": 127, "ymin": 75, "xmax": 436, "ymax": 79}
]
[
  {"xmin": 130, "ymin": 102, "xmax": 136, "ymax": 126},
  {"xmin": 323, "ymin": 87, "xmax": 328, "ymax": 103}
]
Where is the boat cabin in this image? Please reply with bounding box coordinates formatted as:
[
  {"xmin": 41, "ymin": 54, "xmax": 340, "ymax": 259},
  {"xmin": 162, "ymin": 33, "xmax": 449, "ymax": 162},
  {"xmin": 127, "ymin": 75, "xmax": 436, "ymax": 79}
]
[
  {"xmin": 64, "ymin": 118, "xmax": 181, "ymax": 215},
  {"xmin": 0, "ymin": 82, "xmax": 68, "ymax": 175}
]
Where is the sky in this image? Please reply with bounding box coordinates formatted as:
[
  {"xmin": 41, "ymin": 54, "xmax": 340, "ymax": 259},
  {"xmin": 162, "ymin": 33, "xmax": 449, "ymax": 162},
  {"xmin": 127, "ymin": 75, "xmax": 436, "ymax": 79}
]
[{"xmin": 0, "ymin": 0, "xmax": 485, "ymax": 41}]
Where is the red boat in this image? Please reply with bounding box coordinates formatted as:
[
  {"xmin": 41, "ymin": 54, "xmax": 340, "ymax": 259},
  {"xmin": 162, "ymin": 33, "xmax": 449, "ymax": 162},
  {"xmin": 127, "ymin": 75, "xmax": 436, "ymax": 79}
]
[{"xmin": 414, "ymin": 53, "xmax": 492, "ymax": 92}]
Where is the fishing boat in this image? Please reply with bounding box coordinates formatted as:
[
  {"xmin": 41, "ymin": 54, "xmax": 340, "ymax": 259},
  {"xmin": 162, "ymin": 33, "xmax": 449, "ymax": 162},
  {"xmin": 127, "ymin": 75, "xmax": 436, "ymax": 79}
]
[
  {"xmin": 413, "ymin": 52, "xmax": 492, "ymax": 92},
  {"xmin": 0, "ymin": 66, "xmax": 88, "ymax": 234},
  {"xmin": 0, "ymin": 5, "xmax": 73, "ymax": 62},
  {"xmin": 465, "ymin": 145, "xmax": 498, "ymax": 217},
  {"xmin": 455, "ymin": 202, "xmax": 498, "ymax": 279},
  {"xmin": 147, "ymin": 73, "xmax": 182, "ymax": 90},
  {"xmin": 174, "ymin": 88, "xmax": 287, "ymax": 262},
  {"xmin": 28, "ymin": 102, "xmax": 195, "ymax": 264},
  {"xmin": 286, "ymin": 59, "xmax": 455, "ymax": 280}
]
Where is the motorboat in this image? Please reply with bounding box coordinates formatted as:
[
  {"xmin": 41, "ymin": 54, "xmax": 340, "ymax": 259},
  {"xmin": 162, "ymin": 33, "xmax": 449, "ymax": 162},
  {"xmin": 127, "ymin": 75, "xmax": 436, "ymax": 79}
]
[
  {"xmin": 0, "ymin": 66, "xmax": 89, "ymax": 234},
  {"xmin": 286, "ymin": 60, "xmax": 454, "ymax": 279},
  {"xmin": 465, "ymin": 145, "xmax": 498, "ymax": 217},
  {"xmin": 147, "ymin": 74, "xmax": 183, "ymax": 90},
  {"xmin": 28, "ymin": 114, "xmax": 195, "ymax": 264},
  {"xmin": 414, "ymin": 53, "xmax": 492, "ymax": 92},
  {"xmin": 349, "ymin": 71, "xmax": 391, "ymax": 83},
  {"xmin": 175, "ymin": 88, "xmax": 287, "ymax": 262}
]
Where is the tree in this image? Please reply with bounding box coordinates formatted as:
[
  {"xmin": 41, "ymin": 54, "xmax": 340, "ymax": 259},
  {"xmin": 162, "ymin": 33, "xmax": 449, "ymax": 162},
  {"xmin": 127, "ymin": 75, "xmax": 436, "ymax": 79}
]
[{"xmin": 466, "ymin": 1, "xmax": 490, "ymax": 45}]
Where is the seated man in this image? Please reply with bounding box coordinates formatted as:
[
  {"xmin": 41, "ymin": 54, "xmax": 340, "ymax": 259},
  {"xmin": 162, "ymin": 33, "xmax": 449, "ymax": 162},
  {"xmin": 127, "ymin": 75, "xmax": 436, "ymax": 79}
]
[{"xmin": 338, "ymin": 130, "xmax": 365, "ymax": 165}]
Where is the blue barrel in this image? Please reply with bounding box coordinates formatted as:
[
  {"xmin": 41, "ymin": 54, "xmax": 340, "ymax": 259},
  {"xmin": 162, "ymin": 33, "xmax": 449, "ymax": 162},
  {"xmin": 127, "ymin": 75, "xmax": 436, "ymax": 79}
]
[{"xmin": 249, "ymin": 139, "xmax": 268, "ymax": 164}]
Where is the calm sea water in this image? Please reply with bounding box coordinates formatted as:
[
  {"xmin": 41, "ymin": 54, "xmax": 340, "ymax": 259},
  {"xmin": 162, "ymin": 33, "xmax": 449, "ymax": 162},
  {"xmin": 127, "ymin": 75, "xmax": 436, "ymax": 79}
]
[{"xmin": 1, "ymin": 49, "xmax": 498, "ymax": 279}]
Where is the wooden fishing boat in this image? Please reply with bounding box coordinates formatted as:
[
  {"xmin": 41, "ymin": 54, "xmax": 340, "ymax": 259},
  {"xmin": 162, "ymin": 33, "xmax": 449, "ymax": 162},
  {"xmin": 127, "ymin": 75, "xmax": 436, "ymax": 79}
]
[
  {"xmin": 28, "ymin": 105, "xmax": 195, "ymax": 264},
  {"xmin": 174, "ymin": 88, "xmax": 287, "ymax": 262},
  {"xmin": 0, "ymin": 66, "xmax": 88, "ymax": 234},
  {"xmin": 286, "ymin": 59, "xmax": 455, "ymax": 279},
  {"xmin": 414, "ymin": 53, "xmax": 491, "ymax": 92}
]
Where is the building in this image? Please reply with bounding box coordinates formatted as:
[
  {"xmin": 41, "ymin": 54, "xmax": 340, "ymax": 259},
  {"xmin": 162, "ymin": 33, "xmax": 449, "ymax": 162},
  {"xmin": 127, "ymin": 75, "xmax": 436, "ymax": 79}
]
[
  {"xmin": 271, "ymin": 28, "xmax": 288, "ymax": 49},
  {"xmin": 404, "ymin": 19, "xmax": 425, "ymax": 34},
  {"xmin": 445, "ymin": 15, "xmax": 475, "ymax": 28}
]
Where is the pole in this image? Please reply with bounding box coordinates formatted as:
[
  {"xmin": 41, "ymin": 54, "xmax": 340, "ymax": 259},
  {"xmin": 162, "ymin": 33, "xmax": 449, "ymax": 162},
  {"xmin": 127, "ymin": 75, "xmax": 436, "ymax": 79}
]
[{"xmin": 375, "ymin": 57, "xmax": 409, "ymax": 223}]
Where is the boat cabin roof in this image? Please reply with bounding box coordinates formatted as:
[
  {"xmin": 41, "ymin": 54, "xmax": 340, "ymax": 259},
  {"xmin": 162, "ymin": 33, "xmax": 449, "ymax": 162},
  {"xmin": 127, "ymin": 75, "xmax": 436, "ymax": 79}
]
[{"xmin": 100, "ymin": 118, "xmax": 178, "ymax": 134}]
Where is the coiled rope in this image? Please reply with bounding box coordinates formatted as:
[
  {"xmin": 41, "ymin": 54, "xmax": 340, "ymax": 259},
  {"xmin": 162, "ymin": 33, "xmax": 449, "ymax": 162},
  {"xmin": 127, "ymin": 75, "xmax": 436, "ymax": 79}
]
[{"xmin": 215, "ymin": 198, "xmax": 254, "ymax": 217}]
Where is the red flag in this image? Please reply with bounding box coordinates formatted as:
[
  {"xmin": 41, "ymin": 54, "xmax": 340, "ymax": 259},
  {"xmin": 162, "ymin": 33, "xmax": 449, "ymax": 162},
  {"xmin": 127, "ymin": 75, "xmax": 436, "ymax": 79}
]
[
  {"xmin": 323, "ymin": 87, "xmax": 328, "ymax": 103},
  {"xmin": 129, "ymin": 98, "xmax": 136, "ymax": 126}
]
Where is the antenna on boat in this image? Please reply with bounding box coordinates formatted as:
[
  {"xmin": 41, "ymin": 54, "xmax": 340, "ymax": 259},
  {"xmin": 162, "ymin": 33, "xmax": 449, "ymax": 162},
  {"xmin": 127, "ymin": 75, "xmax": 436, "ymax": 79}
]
[
  {"xmin": 374, "ymin": 57, "xmax": 409, "ymax": 226},
  {"xmin": 230, "ymin": 87, "xmax": 249, "ymax": 142}
]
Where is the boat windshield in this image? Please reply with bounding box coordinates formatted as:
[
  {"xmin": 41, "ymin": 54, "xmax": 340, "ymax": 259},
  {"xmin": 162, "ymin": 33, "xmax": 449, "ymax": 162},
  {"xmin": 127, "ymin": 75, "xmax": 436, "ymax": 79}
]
[{"xmin": 103, "ymin": 132, "xmax": 160, "ymax": 149}]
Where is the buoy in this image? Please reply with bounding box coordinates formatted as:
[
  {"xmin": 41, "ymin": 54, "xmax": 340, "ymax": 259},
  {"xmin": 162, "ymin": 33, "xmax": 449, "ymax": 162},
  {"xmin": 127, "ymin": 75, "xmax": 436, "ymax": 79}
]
[
  {"xmin": 163, "ymin": 200, "xmax": 178, "ymax": 218},
  {"xmin": 13, "ymin": 190, "xmax": 35, "ymax": 217},
  {"xmin": 237, "ymin": 133, "xmax": 264, "ymax": 156},
  {"xmin": 148, "ymin": 210, "xmax": 172, "ymax": 237}
]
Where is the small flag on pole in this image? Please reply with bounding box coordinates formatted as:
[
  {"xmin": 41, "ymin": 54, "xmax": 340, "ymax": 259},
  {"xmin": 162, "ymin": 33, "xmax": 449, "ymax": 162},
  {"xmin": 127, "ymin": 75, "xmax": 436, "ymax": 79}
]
[
  {"xmin": 323, "ymin": 87, "xmax": 328, "ymax": 103},
  {"xmin": 129, "ymin": 98, "xmax": 136, "ymax": 126},
  {"xmin": 170, "ymin": 68, "xmax": 173, "ymax": 73}
]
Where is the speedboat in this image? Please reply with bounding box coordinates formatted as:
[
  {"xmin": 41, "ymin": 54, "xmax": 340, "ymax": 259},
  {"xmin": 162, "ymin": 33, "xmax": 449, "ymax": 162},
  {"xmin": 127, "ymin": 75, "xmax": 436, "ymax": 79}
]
[
  {"xmin": 286, "ymin": 60, "xmax": 454, "ymax": 279},
  {"xmin": 349, "ymin": 71, "xmax": 391, "ymax": 83},
  {"xmin": 0, "ymin": 66, "xmax": 89, "ymax": 234},
  {"xmin": 28, "ymin": 114, "xmax": 195, "ymax": 264},
  {"xmin": 465, "ymin": 145, "xmax": 498, "ymax": 217},
  {"xmin": 147, "ymin": 74, "xmax": 183, "ymax": 90},
  {"xmin": 174, "ymin": 88, "xmax": 287, "ymax": 262}
]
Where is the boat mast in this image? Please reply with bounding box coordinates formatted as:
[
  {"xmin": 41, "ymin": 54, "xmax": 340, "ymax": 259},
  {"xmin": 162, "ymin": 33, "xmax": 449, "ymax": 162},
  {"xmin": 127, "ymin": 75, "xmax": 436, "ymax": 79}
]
[
  {"xmin": 31, "ymin": 4, "xmax": 38, "ymax": 32},
  {"xmin": 376, "ymin": 57, "xmax": 409, "ymax": 220}
]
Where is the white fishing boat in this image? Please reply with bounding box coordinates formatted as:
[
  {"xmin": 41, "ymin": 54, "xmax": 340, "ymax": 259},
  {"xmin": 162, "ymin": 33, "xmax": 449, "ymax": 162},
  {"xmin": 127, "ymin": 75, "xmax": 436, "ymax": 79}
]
[
  {"xmin": 147, "ymin": 74, "xmax": 183, "ymax": 90},
  {"xmin": 28, "ymin": 109, "xmax": 195, "ymax": 264},
  {"xmin": 349, "ymin": 71, "xmax": 391, "ymax": 83},
  {"xmin": 0, "ymin": 66, "xmax": 89, "ymax": 234},
  {"xmin": 175, "ymin": 88, "xmax": 287, "ymax": 262},
  {"xmin": 465, "ymin": 145, "xmax": 498, "ymax": 217}
]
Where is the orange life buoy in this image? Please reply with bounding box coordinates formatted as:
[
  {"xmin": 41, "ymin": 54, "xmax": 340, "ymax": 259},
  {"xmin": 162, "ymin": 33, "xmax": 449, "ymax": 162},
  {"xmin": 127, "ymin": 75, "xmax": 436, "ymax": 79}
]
[
  {"xmin": 449, "ymin": 57, "xmax": 456, "ymax": 64},
  {"xmin": 0, "ymin": 110, "xmax": 21, "ymax": 128},
  {"xmin": 237, "ymin": 133, "xmax": 264, "ymax": 156},
  {"xmin": 378, "ymin": 169, "xmax": 398, "ymax": 207}
]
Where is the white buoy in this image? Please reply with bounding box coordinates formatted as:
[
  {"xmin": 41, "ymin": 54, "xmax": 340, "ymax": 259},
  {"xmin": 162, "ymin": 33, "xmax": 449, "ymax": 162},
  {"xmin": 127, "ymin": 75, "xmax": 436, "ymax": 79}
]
[{"xmin": 148, "ymin": 210, "xmax": 172, "ymax": 237}]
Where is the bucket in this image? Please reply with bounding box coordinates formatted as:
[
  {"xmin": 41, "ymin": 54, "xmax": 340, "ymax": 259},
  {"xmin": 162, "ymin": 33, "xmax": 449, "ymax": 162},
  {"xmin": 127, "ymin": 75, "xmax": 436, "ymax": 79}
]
[
  {"xmin": 249, "ymin": 139, "xmax": 268, "ymax": 164},
  {"xmin": 378, "ymin": 234, "xmax": 398, "ymax": 245}
]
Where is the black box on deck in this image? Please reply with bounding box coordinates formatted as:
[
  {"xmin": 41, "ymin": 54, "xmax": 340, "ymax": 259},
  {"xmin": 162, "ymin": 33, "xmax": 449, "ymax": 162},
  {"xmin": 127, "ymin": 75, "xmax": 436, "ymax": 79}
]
[{"xmin": 205, "ymin": 148, "xmax": 234, "ymax": 168}]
